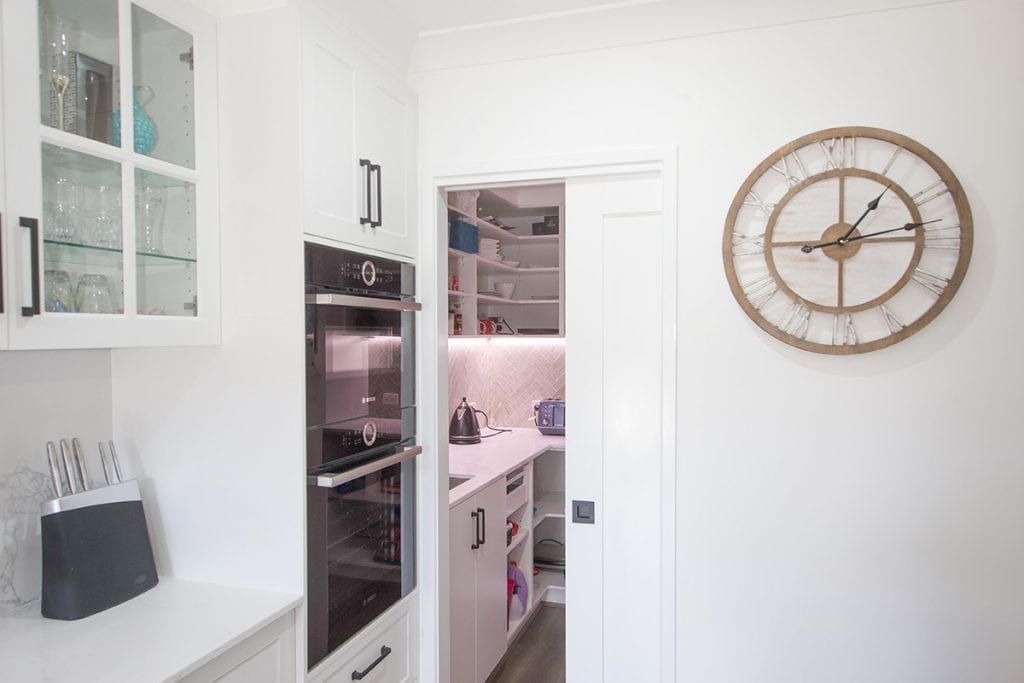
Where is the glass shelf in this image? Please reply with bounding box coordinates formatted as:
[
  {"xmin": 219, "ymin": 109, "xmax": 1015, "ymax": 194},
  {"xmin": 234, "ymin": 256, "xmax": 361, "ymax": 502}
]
[{"xmin": 44, "ymin": 238, "xmax": 197, "ymax": 263}]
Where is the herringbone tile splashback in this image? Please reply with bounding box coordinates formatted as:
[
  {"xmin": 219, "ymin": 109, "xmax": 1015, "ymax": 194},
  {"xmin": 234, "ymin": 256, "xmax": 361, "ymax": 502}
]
[{"xmin": 449, "ymin": 341, "xmax": 565, "ymax": 428}]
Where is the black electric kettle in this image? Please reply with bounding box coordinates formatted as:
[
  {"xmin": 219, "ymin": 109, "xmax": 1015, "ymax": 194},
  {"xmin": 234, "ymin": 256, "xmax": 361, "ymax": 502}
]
[{"xmin": 449, "ymin": 397, "xmax": 482, "ymax": 444}]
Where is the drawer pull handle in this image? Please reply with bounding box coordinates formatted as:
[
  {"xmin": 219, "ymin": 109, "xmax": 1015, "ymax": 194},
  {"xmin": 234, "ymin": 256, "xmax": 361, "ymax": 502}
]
[
  {"xmin": 352, "ymin": 645, "xmax": 392, "ymax": 680},
  {"xmin": 470, "ymin": 510, "xmax": 480, "ymax": 550}
]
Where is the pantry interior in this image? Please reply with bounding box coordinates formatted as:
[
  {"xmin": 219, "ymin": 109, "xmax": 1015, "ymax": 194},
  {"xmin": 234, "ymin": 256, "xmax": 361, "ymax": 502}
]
[{"xmin": 445, "ymin": 183, "xmax": 568, "ymax": 681}]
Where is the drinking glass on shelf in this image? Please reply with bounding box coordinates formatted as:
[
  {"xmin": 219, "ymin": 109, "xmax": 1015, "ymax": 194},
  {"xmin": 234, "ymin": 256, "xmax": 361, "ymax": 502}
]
[
  {"xmin": 44, "ymin": 270, "xmax": 73, "ymax": 312},
  {"xmin": 47, "ymin": 175, "xmax": 79, "ymax": 241},
  {"xmin": 88, "ymin": 184, "xmax": 122, "ymax": 248},
  {"xmin": 75, "ymin": 274, "xmax": 113, "ymax": 314},
  {"xmin": 136, "ymin": 183, "xmax": 165, "ymax": 254}
]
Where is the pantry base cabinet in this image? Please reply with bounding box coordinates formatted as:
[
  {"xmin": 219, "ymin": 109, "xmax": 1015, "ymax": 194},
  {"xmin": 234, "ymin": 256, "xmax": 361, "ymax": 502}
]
[{"xmin": 450, "ymin": 478, "xmax": 508, "ymax": 683}]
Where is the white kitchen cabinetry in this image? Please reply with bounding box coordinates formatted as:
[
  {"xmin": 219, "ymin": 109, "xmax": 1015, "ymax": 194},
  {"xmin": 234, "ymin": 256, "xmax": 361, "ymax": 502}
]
[
  {"xmin": 178, "ymin": 611, "xmax": 296, "ymax": 683},
  {"xmin": 301, "ymin": 15, "xmax": 416, "ymax": 260},
  {"xmin": 447, "ymin": 186, "xmax": 563, "ymax": 337},
  {"xmin": 450, "ymin": 477, "xmax": 507, "ymax": 683},
  {"xmin": 0, "ymin": 0, "xmax": 220, "ymax": 349},
  {"xmin": 308, "ymin": 596, "xmax": 417, "ymax": 683}
]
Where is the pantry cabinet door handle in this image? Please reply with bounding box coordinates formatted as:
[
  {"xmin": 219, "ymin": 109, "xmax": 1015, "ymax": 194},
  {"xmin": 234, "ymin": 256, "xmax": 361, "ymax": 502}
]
[
  {"xmin": 351, "ymin": 645, "xmax": 392, "ymax": 680},
  {"xmin": 20, "ymin": 217, "xmax": 40, "ymax": 317},
  {"xmin": 470, "ymin": 510, "xmax": 480, "ymax": 550},
  {"xmin": 478, "ymin": 507, "xmax": 486, "ymax": 546},
  {"xmin": 370, "ymin": 163, "xmax": 382, "ymax": 228},
  {"xmin": 359, "ymin": 159, "xmax": 373, "ymax": 225}
]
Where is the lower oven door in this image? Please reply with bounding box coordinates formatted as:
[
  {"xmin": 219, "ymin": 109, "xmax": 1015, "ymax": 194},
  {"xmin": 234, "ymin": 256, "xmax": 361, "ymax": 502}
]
[{"xmin": 307, "ymin": 446, "xmax": 418, "ymax": 671}]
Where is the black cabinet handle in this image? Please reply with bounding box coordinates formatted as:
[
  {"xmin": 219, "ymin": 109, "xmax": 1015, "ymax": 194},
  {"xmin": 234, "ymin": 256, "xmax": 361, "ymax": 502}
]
[
  {"xmin": 478, "ymin": 507, "xmax": 486, "ymax": 546},
  {"xmin": 359, "ymin": 159, "xmax": 373, "ymax": 225},
  {"xmin": 20, "ymin": 217, "xmax": 40, "ymax": 317},
  {"xmin": 370, "ymin": 163, "xmax": 382, "ymax": 228},
  {"xmin": 351, "ymin": 645, "xmax": 392, "ymax": 680},
  {"xmin": 470, "ymin": 510, "xmax": 479, "ymax": 550}
]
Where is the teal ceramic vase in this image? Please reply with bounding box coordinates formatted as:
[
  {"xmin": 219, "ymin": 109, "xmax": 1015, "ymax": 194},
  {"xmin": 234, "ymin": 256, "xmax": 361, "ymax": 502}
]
[{"xmin": 112, "ymin": 85, "xmax": 157, "ymax": 154}]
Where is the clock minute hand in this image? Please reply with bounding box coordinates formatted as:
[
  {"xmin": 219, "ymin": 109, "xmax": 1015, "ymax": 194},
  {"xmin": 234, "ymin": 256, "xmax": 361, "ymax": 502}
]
[
  {"xmin": 800, "ymin": 219, "xmax": 939, "ymax": 253},
  {"xmin": 845, "ymin": 219, "xmax": 941, "ymax": 243},
  {"xmin": 839, "ymin": 184, "xmax": 892, "ymax": 242}
]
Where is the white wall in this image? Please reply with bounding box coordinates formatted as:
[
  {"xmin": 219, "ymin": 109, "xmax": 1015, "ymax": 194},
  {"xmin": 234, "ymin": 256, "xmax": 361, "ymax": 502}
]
[
  {"xmin": 0, "ymin": 351, "xmax": 111, "ymax": 615},
  {"xmin": 410, "ymin": 0, "xmax": 1024, "ymax": 680},
  {"xmin": 108, "ymin": 7, "xmax": 306, "ymax": 595}
]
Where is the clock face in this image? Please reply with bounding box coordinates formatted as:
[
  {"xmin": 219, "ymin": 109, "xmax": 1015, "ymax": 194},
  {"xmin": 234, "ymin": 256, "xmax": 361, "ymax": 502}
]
[{"xmin": 723, "ymin": 126, "xmax": 973, "ymax": 354}]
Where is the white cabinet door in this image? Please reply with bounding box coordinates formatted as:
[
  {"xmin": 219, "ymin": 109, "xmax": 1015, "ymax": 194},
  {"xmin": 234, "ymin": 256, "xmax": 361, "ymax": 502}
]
[
  {"xmin": 300, "ymin": 18, "xmax": 364, "ymax": 243},
  {"xmin": 178, "ymin": 611, "xmax": 296, "ymax": 683},
  {"xmin": 357, "ymin": 64, "xmax": 417, "ymax": 259},
  {"xmin": 450, "ymin": 478, "xmax": 509, "ymax": 683},
  {"xmin": 474, "ymin": 478, "xmax": 509, "ymax": 682},
  {"xmin": 300, "ymin": 15, "xmax": 416, "ymax": 260},
  {"xmin": 449, "ymin": 496, "xmax": 479, "ymax": 683},
  {"xmin": 1, "ymin": 0, "xmax": 220, "ymax": 349}
]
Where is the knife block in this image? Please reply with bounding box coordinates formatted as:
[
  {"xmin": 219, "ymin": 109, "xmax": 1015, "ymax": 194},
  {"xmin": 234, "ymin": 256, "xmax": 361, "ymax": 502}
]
[{"xmin": 40, "ymin": 479, "xmax": 158, "ymax": 620}]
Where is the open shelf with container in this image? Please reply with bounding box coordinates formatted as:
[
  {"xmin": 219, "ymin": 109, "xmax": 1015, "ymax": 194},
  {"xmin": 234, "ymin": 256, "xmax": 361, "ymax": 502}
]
[{"xmin": 446, "ymin": 185, "xmax": 563, "ymax": 338}]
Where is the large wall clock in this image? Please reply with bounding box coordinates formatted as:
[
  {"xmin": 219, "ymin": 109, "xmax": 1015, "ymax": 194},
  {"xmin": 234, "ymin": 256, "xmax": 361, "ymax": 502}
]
[{"xmin": 723, "ymin": 126, "xmax": 972, "ymax": 354}]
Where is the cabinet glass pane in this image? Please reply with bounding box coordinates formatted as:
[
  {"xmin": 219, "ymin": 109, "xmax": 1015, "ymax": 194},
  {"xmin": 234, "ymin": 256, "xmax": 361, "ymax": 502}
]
[
  {"xmin": 42, "ymin": 143, "xmax": 124, "ymax": 314},
  {"xmin": 38, "ymin": 0, "xmax": 119, "ymax": 146},
  {"xmin": 135, "ymin": 168, "xmax": 196, "ymax": 317},
  {"xmin": 131, "ymin": 5, "xmax": 195, "ymax": 169}
]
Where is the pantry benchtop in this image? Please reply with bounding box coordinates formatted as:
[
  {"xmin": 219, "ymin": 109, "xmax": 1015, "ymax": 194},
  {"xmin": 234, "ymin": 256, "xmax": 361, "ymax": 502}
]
[
  {"xmin": 0, "ymin": 578, "xmax": 301, "ymax": 682},
  {"xmin": 448, "ymin": 428, "xmax": 565, "ymax": 507}
]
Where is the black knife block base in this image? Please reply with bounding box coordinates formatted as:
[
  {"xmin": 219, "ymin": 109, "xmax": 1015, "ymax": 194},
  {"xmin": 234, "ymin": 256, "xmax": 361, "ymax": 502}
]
[{"xmin": 40, "ymin": 481, "xmax": 158, "ymax": 620}]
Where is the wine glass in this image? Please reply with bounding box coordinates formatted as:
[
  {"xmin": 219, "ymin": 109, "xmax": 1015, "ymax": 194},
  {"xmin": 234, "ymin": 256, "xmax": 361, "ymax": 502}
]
[
  {"xmin": 75, "ymin": 274, "xmax": 113, "ymax": 314},
  {"xmin": 43, "ymin": 14, "xmax": 72, "ymax": 132},
  {"xmin": 136, "ymin": 184, "xmax": 165, "ymax": 254}
]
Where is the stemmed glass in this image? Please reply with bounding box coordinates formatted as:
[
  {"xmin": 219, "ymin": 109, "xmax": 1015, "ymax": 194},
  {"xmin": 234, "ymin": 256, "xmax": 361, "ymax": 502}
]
[{"xmin": 43, "ymin": 14, "xmax": 72, "ymax": 131}]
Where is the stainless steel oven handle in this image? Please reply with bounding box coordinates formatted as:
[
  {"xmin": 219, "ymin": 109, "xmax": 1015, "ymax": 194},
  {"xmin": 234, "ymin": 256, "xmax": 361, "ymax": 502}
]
[
  {"xmin": 311, "ymin": 446, "xmax": 422, "ymax": 488},
  {"xmin": 306, "ymin": 293, "xmax": 421, "ymax": 312}
]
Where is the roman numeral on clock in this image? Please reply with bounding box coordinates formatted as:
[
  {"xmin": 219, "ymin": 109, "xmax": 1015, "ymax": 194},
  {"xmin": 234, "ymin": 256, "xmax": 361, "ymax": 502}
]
[
  {"xmin": 880, "ymin": 304, "xmax": 905, "ymax": 334},
  {"xmin": 742, "ymin": 275, "xmax": 778, "ymax": 310},
  {"xmin": 742, "ymin": 190, "xmax": 776, "ymax": 217},
  {"xmin": 780, "ymin": 299, "xmax": 811, "ymax": 339},
  {"xmin": 820, "ymin": 137, "xmax": 856, "ymax": 169},
  {"xmin": 833, "ymin": 314, "xmax": 857, "ymax": 346},
  {"xmin": 769, "ymin": 153, "xmax": 808, "ymax": 187},
  {"xmin": 732, "ymin": 231, "xmax": 765, "ymax": 255},
  {"xmin": 912, "ymin": 268, "xmax": 950, "ymax": 296},
  {"xmin": 912, "ymin": 179, "xmax": 950, "ymax": 206}
]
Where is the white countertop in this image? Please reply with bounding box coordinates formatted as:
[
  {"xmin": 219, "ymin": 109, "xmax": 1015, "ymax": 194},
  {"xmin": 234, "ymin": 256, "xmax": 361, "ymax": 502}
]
[
  {"xmin": 449, "ymin": 428, "xmax": 564, "ymax": 507},
  {"xmin": 0, "ymin": 578, "xmax": 302, "ymax": 682}
]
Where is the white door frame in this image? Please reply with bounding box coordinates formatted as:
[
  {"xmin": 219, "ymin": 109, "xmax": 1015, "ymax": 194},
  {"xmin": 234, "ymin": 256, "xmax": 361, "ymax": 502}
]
[{"xmin": 418, "ymin": 148, "xmax": 678, "ymax": 683}]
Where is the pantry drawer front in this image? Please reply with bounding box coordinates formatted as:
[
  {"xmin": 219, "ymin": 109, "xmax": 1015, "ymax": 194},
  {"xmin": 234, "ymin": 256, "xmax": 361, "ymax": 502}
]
[{"xmin": 311, "ymin": 606, "xmax": 411, "ymax": 683}]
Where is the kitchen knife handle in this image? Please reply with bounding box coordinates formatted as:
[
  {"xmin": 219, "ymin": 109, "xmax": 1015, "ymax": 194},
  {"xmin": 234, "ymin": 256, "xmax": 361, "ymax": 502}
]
[
  {"xmin": 46, "ymin": 441, "xmax": 64, "ymax": 498},
  {"xmin": 20, "ymin": 217, "xmax": 40, "ymax": 317},
  {"xmin": 71, "ymin": 438, "xmax": 89, "ymax": 491},
  {"xmin": 351, "ymin": 645, "xmax": 391, "ymax": 681},
  {"xmin": 59, "ymin": 439, "xmax": 79, "ymax": 495},
  {"xmin": 470, "ymin": 510, "xmax": 479, "ymax": 550},
  {"xmin": 108, "ymin": 441, "xmax": 123, "ymax": 483},
  {"xmin": 477, "ymin": 507, "xmax": 486, "ymax": 546},
  {"xmin": 98, "ymin": 442, "xmax": 113, "ymax": 485},
  {"xmin": 359, "ymin": 159, "xmax": 373, "ymax": 225},
  {"xmin": 370, "ymin": 163, "xmax": 382, "ymax": 228}
]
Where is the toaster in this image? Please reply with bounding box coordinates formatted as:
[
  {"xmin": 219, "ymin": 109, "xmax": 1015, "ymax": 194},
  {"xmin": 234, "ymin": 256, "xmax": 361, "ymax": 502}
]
[{"xmin": 535, "ymin": 400, "xmax": 565, "ymax": 436}]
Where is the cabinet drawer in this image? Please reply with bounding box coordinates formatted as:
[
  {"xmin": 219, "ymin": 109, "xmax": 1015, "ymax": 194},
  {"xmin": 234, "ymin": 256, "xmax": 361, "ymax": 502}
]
[{"xmin": 312, "ymin": 607, "xmax": 411, "ymax": 683}]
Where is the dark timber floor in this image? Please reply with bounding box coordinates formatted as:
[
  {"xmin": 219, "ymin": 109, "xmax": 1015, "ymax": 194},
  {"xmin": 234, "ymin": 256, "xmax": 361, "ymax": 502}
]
[{"xmin": 488, "ymin": 605, "xmax": 566, "ymax": 683}]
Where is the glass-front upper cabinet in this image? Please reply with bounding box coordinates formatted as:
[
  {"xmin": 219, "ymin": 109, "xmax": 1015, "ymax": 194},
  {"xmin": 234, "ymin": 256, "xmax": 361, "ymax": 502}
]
[{"xmin": 1, "ymin": 0, "xmax": 218, "ymax": 348}]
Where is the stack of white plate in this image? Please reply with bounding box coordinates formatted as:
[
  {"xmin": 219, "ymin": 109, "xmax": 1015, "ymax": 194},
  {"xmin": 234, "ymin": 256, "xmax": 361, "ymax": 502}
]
[{"xmin": 478, "ymin": 238, "xmax": 501, "ymax": 261}]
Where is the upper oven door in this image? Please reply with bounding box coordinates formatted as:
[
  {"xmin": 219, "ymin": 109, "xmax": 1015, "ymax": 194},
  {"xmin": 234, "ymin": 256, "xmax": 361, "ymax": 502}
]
[{"xmin": 306, "ymin": 294, "xmax": 418, "ymax": 469}]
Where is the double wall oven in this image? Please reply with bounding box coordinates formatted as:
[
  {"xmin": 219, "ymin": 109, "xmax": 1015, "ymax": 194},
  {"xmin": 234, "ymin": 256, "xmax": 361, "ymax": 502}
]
[{"xmin": 305, "ymin": 243, "xmax": 420, "ymax": 671}]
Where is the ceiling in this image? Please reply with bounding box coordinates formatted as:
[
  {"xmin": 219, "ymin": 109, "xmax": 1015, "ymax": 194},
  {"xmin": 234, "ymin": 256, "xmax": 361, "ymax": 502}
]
[{"xmin": 381, "ymin": 0, "xmax": 661, "ymax": 35}]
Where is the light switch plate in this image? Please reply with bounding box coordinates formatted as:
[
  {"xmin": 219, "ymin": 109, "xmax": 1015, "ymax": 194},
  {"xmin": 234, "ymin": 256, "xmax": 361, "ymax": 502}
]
[{"xmin": 572, "ymin": 499, "xmax": 595, "ymax": 524}]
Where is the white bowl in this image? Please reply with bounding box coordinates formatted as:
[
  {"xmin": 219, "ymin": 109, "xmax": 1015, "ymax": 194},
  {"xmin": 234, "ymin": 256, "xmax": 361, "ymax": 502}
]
[{"xmin": 495, "ymin": 282, "xmax": 516, "ymax": 299}]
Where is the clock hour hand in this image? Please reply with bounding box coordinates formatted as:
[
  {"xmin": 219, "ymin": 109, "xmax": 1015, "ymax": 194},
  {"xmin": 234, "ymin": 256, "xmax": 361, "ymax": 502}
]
[
  {"xmin": 838, "ymin": 184, "xmax": 892, "ymax": 242},
  {"xmin": 800, "ymin": 219, "xmax": 939, "ymax": 253}
]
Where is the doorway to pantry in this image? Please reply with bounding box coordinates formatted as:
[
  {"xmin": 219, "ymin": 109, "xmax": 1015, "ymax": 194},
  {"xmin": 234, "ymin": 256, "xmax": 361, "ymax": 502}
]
[{"xmin": 427, "ymin": 152, "xmax": 677, "ymax": 683}]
